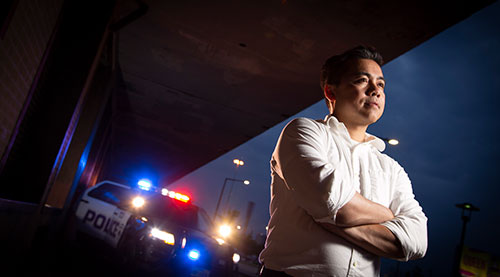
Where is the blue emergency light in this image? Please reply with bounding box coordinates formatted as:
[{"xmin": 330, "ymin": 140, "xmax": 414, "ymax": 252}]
[
  {"xmin": 188, "ymin": 249, "xmax": 200, "ymax": 261},
  {"xmin": 138, "ymin": 179, "xmax": 152, "ymax": 191}
]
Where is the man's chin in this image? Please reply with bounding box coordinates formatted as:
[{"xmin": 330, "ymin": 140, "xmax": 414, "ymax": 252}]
[
  {"xmin": 361, "ymin": 115, "xmax": 382, "ymax": 126},
  {"xmin": 367, "ymin": 111, "xmax": 383, "ymax": 122}
]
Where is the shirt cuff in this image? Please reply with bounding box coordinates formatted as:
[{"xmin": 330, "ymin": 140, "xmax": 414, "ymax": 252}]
[{"xmin": 380, "ymin": 219, "xmax": 410, "ymax": 261}]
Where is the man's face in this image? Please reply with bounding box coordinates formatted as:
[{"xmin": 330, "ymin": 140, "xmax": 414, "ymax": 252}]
[{"xmin": 329, "ymin": 58, "xmax": 385, "ymax": 128}]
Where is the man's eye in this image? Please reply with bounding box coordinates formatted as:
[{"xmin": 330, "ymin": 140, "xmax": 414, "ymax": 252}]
[
  {"xmin": 378, "ymin": 82, "xmax": 385, "ymax": 88},
  {"xmin": 355, "ymin": 78, "xmax": 368, "ymax": 84}
]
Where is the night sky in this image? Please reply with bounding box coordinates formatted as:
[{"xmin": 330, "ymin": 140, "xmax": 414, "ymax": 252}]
[{"xmin": 170, "ymin": 2, "xmax": 500, "ymax": 275}]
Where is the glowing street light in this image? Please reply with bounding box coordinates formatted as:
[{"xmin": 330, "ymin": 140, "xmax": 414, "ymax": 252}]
[
  {"xmin": 380, "ymin": 137, "xmax": 399, "ymax": 146},
  {"xmin": 387, "ymin": 139, "xmax": 399, "ymax": 145},
  {"xmin": 233, "ymin": 159, "xmax": 244, "ymax": 166}
]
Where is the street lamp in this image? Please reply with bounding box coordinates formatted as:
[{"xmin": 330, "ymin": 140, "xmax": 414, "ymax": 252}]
[
  {"xmin": 213, "ymin": 177, "xmax": 250, "ymax": 221},
  {"xmin": 380, "ymin": 137, "xmax": 399, "ymax": 146},
  {"xmin": 453, "ymin": 202, "xmax": 479, "ymax": 276},
  {"xmin": 233, "ymin": 159, "xmax": 244, "ymax": 166}
]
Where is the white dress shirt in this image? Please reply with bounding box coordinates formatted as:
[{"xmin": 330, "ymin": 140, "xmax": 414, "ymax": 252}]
[{"xmin": 259, "ymin": 115, "xmax": 427, "ymax": 277}]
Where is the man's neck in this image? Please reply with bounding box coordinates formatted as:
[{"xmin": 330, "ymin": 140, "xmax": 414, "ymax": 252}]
[
  {"xmin": 329, "ymin": 113, "xmax": 369, "ymax": 142},
  {"xmin": 343, "ymin": 122, "xmax": 368, "ymax": 142}
]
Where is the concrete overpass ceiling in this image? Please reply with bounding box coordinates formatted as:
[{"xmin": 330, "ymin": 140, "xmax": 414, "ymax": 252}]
[{"xmin": 112, "ymin": 0, "xmax": 493, "ymax": 185}]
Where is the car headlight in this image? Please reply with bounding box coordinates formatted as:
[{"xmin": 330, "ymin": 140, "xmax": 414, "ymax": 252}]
[
  {"xmin": 232, "ymin": 253, "xmax": 240, "ymax": 264},
  {"xmin": 218, "ymin": 224, "xmax": 231, "ymax": 238},
  {"xmin": 214, "ymin": 237, "xmax": 225, "ymax": 245},
  {"xmin": 150, "ymin": 228, "xmax": 175, "ymax": 245},
  {"xmin": 132, "ymin": 196, "xmax": 145, "ymax": 208}
]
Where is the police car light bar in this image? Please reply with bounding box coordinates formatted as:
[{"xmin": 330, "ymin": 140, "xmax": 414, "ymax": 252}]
[
  {"xmin": 138, "ymin": 179, "xmax": 153, "ymax": 191},
  {"xmin": 160, "ymin": 188, "xmax": 190, "ymax": 203}
]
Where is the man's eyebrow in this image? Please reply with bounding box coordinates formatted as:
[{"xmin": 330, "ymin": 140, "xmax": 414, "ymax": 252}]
[{"xmin": 357, "ymin": 71, "xmax": 385, "ymax": 81}]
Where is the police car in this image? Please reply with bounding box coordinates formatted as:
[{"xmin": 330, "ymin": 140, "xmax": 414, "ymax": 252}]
[{"xmin": 74, "ymin": 180, "xmax": 239, "ymax": 276}]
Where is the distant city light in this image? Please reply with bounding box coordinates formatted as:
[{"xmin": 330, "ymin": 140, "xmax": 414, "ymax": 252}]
[
  {"xmin": 236, "ymin": 225, "xmax": 241, "ymax": 230},
  {"xmin": 138, "ymin": 179, "xmax": 152, "ymax": 191}
]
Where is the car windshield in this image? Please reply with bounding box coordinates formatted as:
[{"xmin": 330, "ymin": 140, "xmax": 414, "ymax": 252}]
[
  {"xmin": 197, "ymin": 206, "xmax": 214, "ymax": 234},
  {"xmin": 141, "ymin": 194, "xmax": 199, "ymax": 229}
]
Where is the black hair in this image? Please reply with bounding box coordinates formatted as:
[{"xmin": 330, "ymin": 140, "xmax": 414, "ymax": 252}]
[{"xmin": 320, "ymin": 46, "xmax": 384, "ymax": 111}]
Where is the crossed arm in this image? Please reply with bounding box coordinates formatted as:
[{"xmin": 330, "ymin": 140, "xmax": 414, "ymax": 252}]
[{"xmin": 321, "ymin": 192, "xmax": 405, "ymax": 259}]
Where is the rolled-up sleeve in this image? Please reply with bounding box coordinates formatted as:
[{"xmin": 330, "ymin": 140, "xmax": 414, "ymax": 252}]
[
  {"xmin": 273, "ymin": 118, "xmax": 356, "ymax": 224},
  {"xmin": 380, "ymin": 163, "xmax": 428, "ymax": 261}
]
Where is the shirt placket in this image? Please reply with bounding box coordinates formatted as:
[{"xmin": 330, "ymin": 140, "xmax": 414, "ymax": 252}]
[
  {"xmin": 347, "ymin": 248, "xmax": 363, "ymax": 277},
  {"xmin": 358, "ymin": 147, "xmax": 373, "ymax": 200},
  {"xmin": 350, "ymin": 144, "xmax": 363, "ymax": 192}
]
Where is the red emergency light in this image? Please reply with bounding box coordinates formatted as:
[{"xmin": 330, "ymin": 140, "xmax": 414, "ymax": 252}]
[{"xmin": 161, "ymin": 188, "xmax": 190, "ymax": 203}]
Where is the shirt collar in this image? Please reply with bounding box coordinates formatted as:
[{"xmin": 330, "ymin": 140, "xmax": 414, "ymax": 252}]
[{"xmin": 324, "ymin": 114, "xmax": 386, "ymax": 152}]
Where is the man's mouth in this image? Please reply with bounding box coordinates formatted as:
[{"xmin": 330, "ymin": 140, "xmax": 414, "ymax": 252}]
[{"xmin": 365, "ymin": 101, "xmax": 379, "ymax": 108}]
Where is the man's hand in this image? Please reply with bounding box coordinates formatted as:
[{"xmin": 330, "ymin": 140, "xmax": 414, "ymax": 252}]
[
  {"xmin": 335, "ymin": 192, "xmax": 394, "ymax": 227},
  {"xmin": 320, "ymin": 222, "xmax": 405, "ymax": 259}
]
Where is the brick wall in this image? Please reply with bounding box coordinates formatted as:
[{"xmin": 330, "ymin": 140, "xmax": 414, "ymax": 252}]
[{"xmin": 0, "ymin": 0, "xmax": 63, "ymax": 162}]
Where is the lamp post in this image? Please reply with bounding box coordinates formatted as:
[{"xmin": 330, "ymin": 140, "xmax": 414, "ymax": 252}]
[
  {"xmin": 213, "ymin": 177, "xmax": 250, "ymax": 221},
  {"xmin": 453, "ymin": 202, "xmax": 479, "ymax": 276}
]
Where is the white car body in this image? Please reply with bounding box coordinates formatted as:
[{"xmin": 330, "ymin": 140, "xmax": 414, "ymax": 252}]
[{"xmin": 75, "ymin": 181, "xmax": 133, "ymax": 248}]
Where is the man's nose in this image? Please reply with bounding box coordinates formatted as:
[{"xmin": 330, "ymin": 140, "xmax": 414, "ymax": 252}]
[
  {"xmin": 370, "ymin": 89, "xmax": 381, "ymax": 97},
  {"xmin": 367, "ymin": 82, "xmax": 381, "ymax": 97}
]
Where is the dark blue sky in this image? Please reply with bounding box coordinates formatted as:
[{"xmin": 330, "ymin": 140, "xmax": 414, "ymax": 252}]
[{"xmin": 171, "ymin": 2, "xmax": 500, "ymax": 275}]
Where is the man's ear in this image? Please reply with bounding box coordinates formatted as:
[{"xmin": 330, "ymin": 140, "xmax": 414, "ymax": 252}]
[
  {"xmin": 324, "ymin": 84, "xmax": 336, "ymax": 113},
  {"xmin": 324, "ymin": 84, "xmax": 336, "ymax": 102}
]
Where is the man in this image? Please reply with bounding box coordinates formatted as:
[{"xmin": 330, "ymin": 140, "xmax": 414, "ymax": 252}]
[{"xmin": 259, "ymin": 46, "xmax": 427, "ymax": 276}]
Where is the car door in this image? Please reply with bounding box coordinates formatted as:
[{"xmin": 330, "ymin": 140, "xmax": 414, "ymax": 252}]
[
  {"xmin": 101, "ymin": 185, "xmax": 134, "ymax": 248},
  {"xmin": 75, "ymin": 183, "xmax": 120, "ymax": 241}
]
